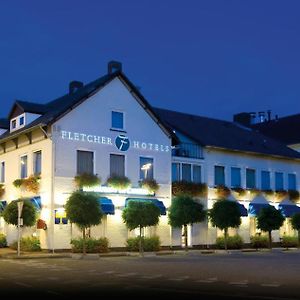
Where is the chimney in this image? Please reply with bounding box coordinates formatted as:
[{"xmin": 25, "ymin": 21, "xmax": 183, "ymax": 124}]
[
  {"xmin": 69, "ymin": 81, "xmax": 83, "ymax": 95},
  {"xmin": 233, "ymin": 112, "xmax": 253, "ymax": 127},
  {"xmin": 108, "ymin": 60, "xmax": 122, "ymax": 74}
]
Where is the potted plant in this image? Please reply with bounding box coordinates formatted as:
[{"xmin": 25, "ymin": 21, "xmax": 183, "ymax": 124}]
[
  {"xmin": 288, "ymin": 190, "xmax": 300, "ymax": 202},
  {"xmin": 106, "ymin": 175, "xmax": 131, "ymax": 190},
  {"xmin": 172, "ymin": 181, "xmax": 207, "ymax": 197},
  {"xmin": 13, "ymin": 175, "xmax": 41, "ymax": 194},
  {"xmin": 74, "ymin": 173, "xmax": 101, "ymax": 189},
  {"xmin": 215, "ymin": 185, "xmax": 231, "ymax": 199},
  {"xmin": 139, "ymin": 179, "xmax": 159, "ymax": 194},
  {"xmin": 231, "ymin": 187, "xmax": 246, "ymax": 197}
]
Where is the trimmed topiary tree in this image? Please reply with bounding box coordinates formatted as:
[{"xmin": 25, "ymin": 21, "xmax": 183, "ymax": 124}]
[
  {"xmin": 256, "ymin": 206, "xmax": 285, "ymax": 249},
  {"xmin": 122, "ymin": 201, "xmax": 160, "ymax": 256},
  {"xmin": 209, "ymin": 199, "xmax": 241, "ymax": 251},
  {"xmin": 65, "ymin": 191, "xmax": 103, "ymax": 255},
  {"xmin": 168, "ymin": 195, "xmax": 206, "ymax": 251},
  {"xmin": 291, "ymin": 213, "xmax": 300, "ymax": 247},
  {"xmin": 3, "ymin": 198, "xmax": 36, "ymax": 227}
]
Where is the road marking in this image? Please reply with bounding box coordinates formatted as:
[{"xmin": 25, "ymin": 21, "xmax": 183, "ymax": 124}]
[
  {"xmin": 168, "ymin": 276, "xmax": 190, "ymax": 281},
  {"xmin": 115, "ymin": 272, "xmax": 138, "ymax": 277},
  {"xmin": 103, "ymin": 271, "xmax": 116, "ymax": 274},
  {"xmin": 140, "ymin": 274, "xmax": 163, "ymax": 279},
  {"xmin": 196, "ymin": 279, "xmax": 215, "ymax": 283},
  {"xmin": 229, "ymin": 280, "xmax": 248, "ymax": 286},
  {"xmin": 15, "ymin": 281, "xmax": 32, "ymax": 288},
  {"xmin": 261, "ymin": 283, "xmax": 281, "ymax": 287}
]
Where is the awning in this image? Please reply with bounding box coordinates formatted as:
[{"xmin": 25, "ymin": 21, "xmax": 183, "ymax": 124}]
[
  {"xmin": 278, "ymin": 203, "xmax": 300, "ymax": 218},
  {"xmin": 238, "ymin": 203, "xmax": 248, "ymax": 217},
  {"xmin": 248, "ymin": 203, "xmax": 270, "ymax": 216},
  {"xmin": 0, "ymin": 201, "xmax": 7, "ymax": 212},
  {"xmin": 98, "ymin": 197, "xmax": 115, "ymax": 215},
  {"xmin": 125, "ymin": 198, "xmax": 167, "ymax": 215},
  {"xmin": 31, "ymin": 196, "xmax": 42, "ymax": 210}
]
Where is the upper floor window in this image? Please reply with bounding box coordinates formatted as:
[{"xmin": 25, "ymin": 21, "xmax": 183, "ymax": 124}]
[
  {"xmin": 140, "ymin": 157, "xmax": 153, "ymax": 180},
  {"xmin": 11, "ymin": 119, "xmax": 17, "ymax": 130},
  {"xmin": 231, "ymin": 167, "xmax": 241, "ymax": 188},
  {"xmin": 19, "ymin": 116, "xmax": 24, "ymax": 126},
  {"xmin": 288, "ymin": 173, "xmax": 297, "ymax": 190},
  {"xmin": 261, "ymin": 171, "xmax": 271, "ymax": 190},
  {"xmin": 0, "ymin": 162, "xmax": 5, "ymax": 183},
  {"xmin": 111, "ymin": 111, "xmax": 124, "ymax": 130},
  {"xmin": 275, "ymin": 172, "xmax": 284, "ymax": 190},
  {"xmin": 172, "ymin": 163, "xmax": 180, "ymax": 182},
  {"xmin": 246, "ymin": 168, "xmax": 256, "ymax": 189},
  {"xmin": 20, "ymin": 155, "xmax": 28, "ymax": 179},
  {"xmin": 110, "ymin": 154, "xmax": 125, "ymax": 177},
  {"xmin": 215, "ymin": 166, "xmax": 225, "ymax": 186},
  {"xmin": 33, "ymin": 151, "xmax": 42, "ymax": 176},
  {"xmin": 193, "ymin": 165, "xmax": 202, "ymax": 183},
  {"xmin": 77, "ymin": 150, "xmax": 94, "ymax": 175}
]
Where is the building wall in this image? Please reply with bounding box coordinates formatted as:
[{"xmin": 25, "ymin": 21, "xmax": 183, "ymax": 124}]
[{"xmin": 51, "ymin": 77, "xmax": 172, "ymax": 249}]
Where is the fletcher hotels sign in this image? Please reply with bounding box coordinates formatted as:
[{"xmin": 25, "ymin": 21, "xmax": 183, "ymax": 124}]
[{"xmin": 61, "ymin": 130, "xmax": 170, "ymax": 153}]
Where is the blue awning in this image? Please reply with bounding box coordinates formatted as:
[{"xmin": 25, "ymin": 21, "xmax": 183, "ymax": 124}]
[
  {"xmin": 238, "ymin": 203, "xmax": 248, "ymax": 217},
  {"xmin": 248, "ymin": 203, "xmax": 270, "ymax": 216},
  {"xmin": 31, "ymin": 196, "xmax": 42, "ymax": 210},
  {"xmin": 0, "ymin": 201, "xmax": 7, "ymax": 212},
  {"xmin": 125, "ymin": 198, "xmax": 167, "ymax": 215},
  {"xmin": 98, "ymin": 197, "xmax": 115, "ymax": 215},
  {"xmin": 278, "ymin": 203, "xmax": 300, "ymax": 218}
]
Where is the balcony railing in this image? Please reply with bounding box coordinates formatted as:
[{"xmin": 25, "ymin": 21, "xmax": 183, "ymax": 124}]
[{"xmin": 172, "ymin": 143, "xmax": 203, "ymax": 159}]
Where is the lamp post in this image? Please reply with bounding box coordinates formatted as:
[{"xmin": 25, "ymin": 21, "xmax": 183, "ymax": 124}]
[
  {"xmin": 141, "ymin": 163, "xmax": 152, "ymax": 179},
  {"xmin": 17, "ymin": 201, "xmax": 24, "ymax": 257}
]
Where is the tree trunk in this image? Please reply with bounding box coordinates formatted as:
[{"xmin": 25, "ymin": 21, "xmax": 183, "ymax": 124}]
[
  {"xmin": 184, "ymin": 224, "xmax": 188, "ymax": 251},
  {"xmin": 83, "ymin": 228, "xmax": 86, "ymax": 255},
  {"xmin": 224, "ymin": 228, "xmax": 228, "ymax": 251},
  {"xmin": 268, "ymin": 231, "xmax": 272, "ymax": 249},
  {"xmin": 139, "ymin": 226, "xmax": 144, "ymax": 257},
  {"xmin": 298, "ymin": 230, "xmax": 300, "ymax": 248}
]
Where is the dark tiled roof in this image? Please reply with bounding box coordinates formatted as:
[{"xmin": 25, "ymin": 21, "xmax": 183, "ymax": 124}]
[
  {"xmin": 154, "ymin": 107, "xmax": 300, "ymax": 160},
  {"xmin": 13, "ymin": 100, "xmax": 49, "ymax": 115},
  {"xmin": 252, "ymin": 114, "xmax": 300, "ymax": 145},
  {"xmin": 0, "ymin": 118, "xmax": 9, "ymax": 129}
]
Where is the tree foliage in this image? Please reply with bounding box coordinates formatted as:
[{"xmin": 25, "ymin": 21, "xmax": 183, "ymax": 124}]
[
  {"xmin": 256, "ymin": 206, "xmax": 285, "ymax": 248},
  {"xmin": 3, "ymin": 199, "xmax": 36, "ymax": 227},
  {"xmin": 291, "ymin": 213, "xmax": 300, "ymax": 247}
]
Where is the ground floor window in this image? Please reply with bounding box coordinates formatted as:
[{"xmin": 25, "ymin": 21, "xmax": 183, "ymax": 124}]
[
  {"xmin": 77, "ymin": 150, "xmax": 94, "ymax": 175},
  {"xmin": 172, "ymin": 162, "xmax": 202, "ymax": 183}
]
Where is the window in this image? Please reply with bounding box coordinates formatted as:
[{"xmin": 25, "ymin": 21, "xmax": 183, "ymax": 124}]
[
  {"xmin": 261, "ymin": 171, "xmax": 271, "ymax": 190},
  {"xmin": 231, "ymin": 167, "xmax": 241, "ymax": 188},
  {"xmin": 275, "ymin": 172, "xmax": 284, "ymax": 190},
  {"xmin": 172, "ymin": 163, "xmax": 180, "ymax": 182},
  {"xmin": 77, "ymin": 150, "xmax": 94, "ymax": 175},
  {"xmin": 288, "ymin": 173, "xmax": 297, "ymax": 190},
  {"xmin": 19, "ymin": 116, "xmax": 24, "ymax": 126},
  {"xmin": 140, "ymin": 157, "xmax": 153, "ymax": 180},
  {"xmin": 182, "ymin": 164, "xmax": 192, "ymax": 182},
  {"xmin": 111, "ymin": 111, "xmax": 124, "ymax": 130},
  {"xmin": 20, "ymin": 155, "xmax": 28, "ymax": 179},
  {"xmin": 214, "ymin": 166, "xmax": 225, "ymax": 186},
  {"xmin": 0, "ymin": 162, "xmax": 5, "ymax": 183},
  {"xmin": 11, "ymin": 119, "xmax": 16, "ymax": 129},
  {"xmin": 193, "ymin": 165, "xmax": 202, "ymax": 183},
  {"xmin": 110, "ymin": 154, "xmax": 125, "ymax": 177},
  {"xmin": 33, "ymin": 151, "xmax": 42, "ymax": 176},
  {"xmin": 246, "ymin": 168, "xmax": 256, "ymax": 189}
]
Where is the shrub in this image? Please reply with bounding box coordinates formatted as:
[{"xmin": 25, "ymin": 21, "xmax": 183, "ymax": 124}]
[
  {"xmin": 0, "ymin": 234, "xmax": 7, "ymax": 248},
  {"xmin": 13, "ymin": 179, "xmax": 24, "ymax": 188},
  {"xmin": 10, "ymin": 236, "xmax": 41, "ymax": 252},
  {"xmin": 172, "ymin": 181, "xmax": 207, "ymax": 197},
  {"xmin": 107, "ymin": 175, "xmax": 131, "ymax": 190},
  {"xmin": 215, "ymin": 185, "xmax": 231, "ymax": 198},
  {"xmin": 281, "ymin": 235, "xmax": 298, "ymax": 248},
  {"xmin": 74, "ymin": 173, "xmax": 101, "ymax": 189},
  {"xmin": 139, "ymin": 179, "xmax": 159, "ymax": 194},
  {"xmin": 126, "ymin": 236, "xmax": 161, "ymax": 252},
  {"xmin": 71, "ymin": 237, "xmax": 109, "ymax": 253},
  {"xmin": 13, "ymin": 176, "xmax": 40, "ymax": 194},
  {"xmin": 250, "ymin": 235, "xmax": 269, "ymax": 249},
  {"xmin": 0, "ymin": 184, "xmax": 5, "ymax": 199},
  {"xmin": 231, "ymin": 187, "xmax": 246, "ymax": 197},
  {"xmin": 275, "ymin": 189, "xmax": 288, "ymax": 199},
  {"xmin": 288, "ymin": 190, "xmax": 300, "ymax": 202},
  {"xmin": 215, "ymin": 235, "xmax": 244, "ymax": 249}
]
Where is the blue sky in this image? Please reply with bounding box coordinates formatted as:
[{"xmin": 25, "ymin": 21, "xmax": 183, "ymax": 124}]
[{"xmin": 0, "ymin": 0, "xmax": 300, "ymax": 121}]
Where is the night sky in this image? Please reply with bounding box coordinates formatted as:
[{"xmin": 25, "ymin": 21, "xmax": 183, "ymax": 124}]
[{"xmin": 0, "ymin": 0, "xmax": 300, "ymax": 121}]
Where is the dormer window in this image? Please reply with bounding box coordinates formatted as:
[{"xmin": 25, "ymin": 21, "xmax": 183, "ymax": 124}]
[
  {"xmin": 11, "ymin": 119, "xmax": 17, "ymax": 130},
  {"xmin": 10, "ymin": 114, "xmax": 26, "ymax": 132},
  {"xmin": 19, "ymin": 116, "xmax": 24, "ymax": 126}
]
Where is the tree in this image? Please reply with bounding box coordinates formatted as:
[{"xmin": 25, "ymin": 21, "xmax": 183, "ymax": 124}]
[
  {"xmin": 122, "ymin": 201, "xmax": 160, "ymax": 256},
  {"xmin": 3, "ymin": 198, "xmax": 36, "ymax": 226},
  {"xmin": 256, "ymin": 206, "xmax": 285, "ymax": 249},
  {"xmin": 209, "ymin": 199, "xmax": 241, "ymax": 251},
  {"xmin": 65, "ymin": 191, "xmax": 103, "ymax": 255},
  {"xmin": 291, "ymin": 213, "xmax": 300, "ymax": 247},
  {"xmin": 168, "ymin": 195, "xmax": 206, "ymax": 251}
]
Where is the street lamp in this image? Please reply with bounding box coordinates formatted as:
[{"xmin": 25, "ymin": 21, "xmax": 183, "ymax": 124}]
[
  {"xmin": 141, "ymin": 163, "xmax": 152, "ymax": 179},
  {"xmin": 17, "ymin": 200, "xmax": 24, "ymax": 257}
]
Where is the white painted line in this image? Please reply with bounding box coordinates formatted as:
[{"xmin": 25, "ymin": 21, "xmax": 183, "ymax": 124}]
[
  {"xmin": 15, "ymin": 282, "xmax": 32, "ymax": 288},
  {"xmin": 103, "ymin": 271, "xmax": 116, "ymax": 274},
  {"xmin": 229, "ymin": 280, "xmax": 248, "ymax": 285},
  {"xmin": 207, "ymin": 277, "xmax": 218, "ymax": 282},
  {"xmin": 115, "ymin": 272, "xmax": 138, "ymax": 277},
  {"xmin": 140, "ymin": 274, "xmax": 163, "ymax": 279},
  {"xmin": 196, "ymin": 279, "xmax": 215, "ymax": 283},
  {"xmin": 261, "ymin": 283, "xmax": 281, "ymax": 287}
]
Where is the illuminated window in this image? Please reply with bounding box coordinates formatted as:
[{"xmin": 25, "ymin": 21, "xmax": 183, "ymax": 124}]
[
  {"xmin": 111, "ymin": 111, "xmax": 124, "ymax": 130},
  {"xmin": 140, "ymin": 157, "xmax": 153, "ymax": 180},
  {"xmin": 20, "ymin": 155, "xmax": 28, "ymax": 179}
]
